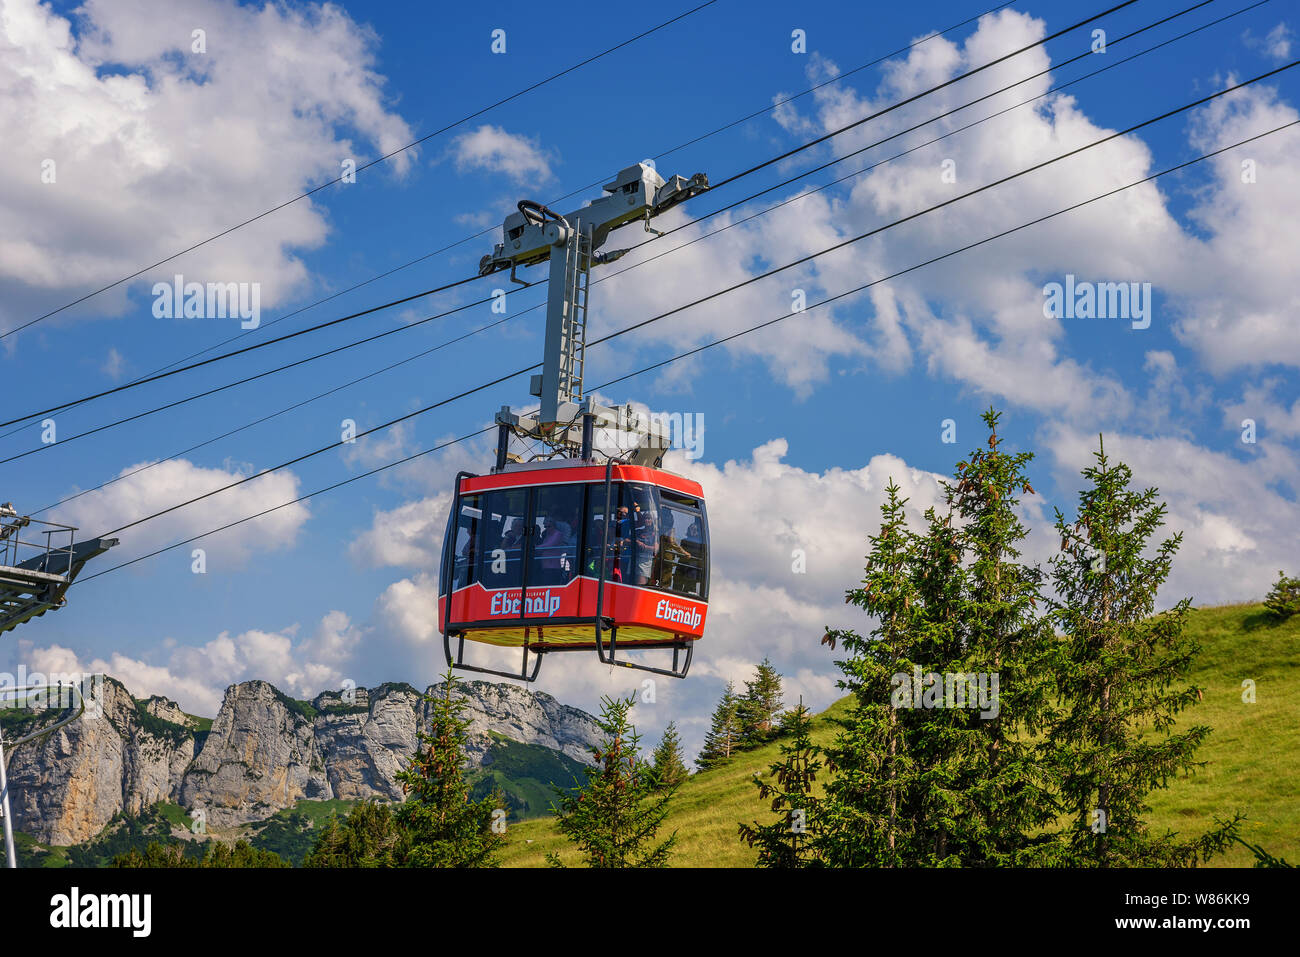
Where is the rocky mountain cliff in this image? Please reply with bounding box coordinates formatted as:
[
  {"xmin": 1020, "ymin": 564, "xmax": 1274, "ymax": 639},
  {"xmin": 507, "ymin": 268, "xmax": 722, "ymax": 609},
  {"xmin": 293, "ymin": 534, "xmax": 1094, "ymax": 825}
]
[{"xmin": 6, "ymin": 676, "xmax": 599, "ymax": 844}]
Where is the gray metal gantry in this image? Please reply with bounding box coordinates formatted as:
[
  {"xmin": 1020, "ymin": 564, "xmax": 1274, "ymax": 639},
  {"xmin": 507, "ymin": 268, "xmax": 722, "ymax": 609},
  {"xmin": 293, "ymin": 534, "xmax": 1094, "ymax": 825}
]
[
  {"xmin": 479, "ymin": 162, "xmax": 708, "ymax": 465},
  {"xmin": 0, "ymin": 504, "xmax": 117, "ymax": 635}
]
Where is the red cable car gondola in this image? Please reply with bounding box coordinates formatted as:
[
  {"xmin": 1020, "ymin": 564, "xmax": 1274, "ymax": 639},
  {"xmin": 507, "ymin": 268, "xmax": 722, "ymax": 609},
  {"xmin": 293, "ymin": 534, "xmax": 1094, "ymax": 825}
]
[
  {"xmin": 439, "ymin": 457, "xmax": 708, "ymax": 681},
  {"xmin": 437, "ymin": 161, "xmax": 713, "ymax": 681}
]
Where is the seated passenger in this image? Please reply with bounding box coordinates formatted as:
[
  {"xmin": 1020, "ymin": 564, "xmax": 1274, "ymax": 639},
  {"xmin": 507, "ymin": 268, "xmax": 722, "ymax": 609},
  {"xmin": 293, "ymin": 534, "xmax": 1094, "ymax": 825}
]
[
  {"xmin": 539, "ymin": 517, "xmax": 567, "ymax": 581},
  {"xmin": 562, "ymin": 509, "xmax": 581, "ymax": 546},
  {"xmin": 655, "ymin": 514, "xmax": 685, "ymax": 585},
  {"xmin": 501, "ymin": 517, "xmax": 525, "ymax": 550},
  {"xmin": 634, "ymin": 514, "xmax": 657, "ymax": 585}
]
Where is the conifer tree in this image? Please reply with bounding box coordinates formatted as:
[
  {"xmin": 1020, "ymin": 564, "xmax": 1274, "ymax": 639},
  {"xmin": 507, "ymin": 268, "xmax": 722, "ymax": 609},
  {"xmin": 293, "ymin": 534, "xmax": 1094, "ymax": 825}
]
[
  {"xmin": 1231, "ymin": 834, "xmax": 1294, "ymax": 868},
  {"xmin": 738, "ymin": 700, "xmax": 823, "ymax": 867},
  {"xmin": 820, "ymin": 413, "xmax": 1057, "ymax": 866},
  {"xmin": 696, "ymin": 681, "xmax": 742, "ymax": 770},
  {"xmin": 113, "ymin": 843, "xmax": 196, "ymax": 868},
  {"xmin": 394, "ymin": 672, "xmax": 504, "ymax": 868},
  {"xmin": 202, "ymin": 840, "xmax": 291, "ymax": 868},
  {"xmin": 901, "ymin": 504, "xmax": 972, "ymax": 864},
  {"xmin": 818, "ymin": 482, "xmax": 924, "ymax": 866},
  {"xmin": 1263, "ymin": 570, "xmax": 1300, "ymax": 620},
  {"xmin": 738, "ymin": 657, "xmax": 785, "ymax": 746},
  {"xmin": 304, "ymin": 800, "xmax": 401, "ymax": 867},
  {"xmin": 940, "ymin": 408, "xmax": 1057, "ymax": 865},
  {"xmin": 1046, "ymin": 438, "xmax": 1239, "ymax": 866},
  {"xmin": 650, "ymin": 720, "xmax": 689, "ymax": 790},
  {"xmin": 114, "ymin": 840, "xmax": 287, "ymax": 868},
  {"xmin": 547, "ymin": 695, "xmax": 676, "ymax": 868}
]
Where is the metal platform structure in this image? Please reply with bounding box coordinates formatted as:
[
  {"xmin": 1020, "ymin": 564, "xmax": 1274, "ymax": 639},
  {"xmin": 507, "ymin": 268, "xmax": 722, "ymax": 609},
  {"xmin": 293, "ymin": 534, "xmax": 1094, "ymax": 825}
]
[{"xmin": 0, "ymin": 503, "xmax": 117, "ymax": 636}]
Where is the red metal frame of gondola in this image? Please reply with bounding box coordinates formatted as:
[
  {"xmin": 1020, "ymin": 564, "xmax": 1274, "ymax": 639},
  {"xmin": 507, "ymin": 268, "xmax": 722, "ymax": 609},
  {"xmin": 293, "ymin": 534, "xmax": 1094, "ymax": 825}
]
[
  {"xmin": 593, "ymin": 456, "xmax": 693, "ymax": 679},
  {"xmin": 440, "ymin": 459, "xmax": 701, "ymax": 681}
]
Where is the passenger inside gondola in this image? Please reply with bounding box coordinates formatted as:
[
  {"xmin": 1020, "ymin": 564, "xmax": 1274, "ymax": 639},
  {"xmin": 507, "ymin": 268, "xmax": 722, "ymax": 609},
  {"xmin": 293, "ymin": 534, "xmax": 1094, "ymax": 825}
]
[
  {"xmin": 658, "ymin": 510, "xmax": 691, "ymax": 591},
  {"xmin": 539, "ymin": 516, "xmax": 567, "ymax": 582},
  {"xmin": 501, "ymin": 517, "xmax": 525, "ymax": 550},
  {"xmin": 634, "ymin": 513, "xmax": 657, "ymax": 585}
]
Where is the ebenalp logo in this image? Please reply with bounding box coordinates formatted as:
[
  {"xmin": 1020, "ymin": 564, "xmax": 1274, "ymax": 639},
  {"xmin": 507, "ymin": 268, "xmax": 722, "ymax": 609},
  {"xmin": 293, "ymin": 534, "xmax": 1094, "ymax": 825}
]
[
  {"xmin": 489, "ymin": 589, "xmax": 562, "ymax": 617},
  {"xmin": 654, "ymin": 598, "xmax": 701, "ymax": 629}
]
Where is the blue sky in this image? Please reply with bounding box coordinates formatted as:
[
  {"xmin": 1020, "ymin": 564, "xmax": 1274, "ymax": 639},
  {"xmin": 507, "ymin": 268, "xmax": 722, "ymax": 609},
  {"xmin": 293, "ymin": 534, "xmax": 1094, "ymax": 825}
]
[{"xmin": 2, "ymin": 0, "xmax": 1297, "ymax": 757}]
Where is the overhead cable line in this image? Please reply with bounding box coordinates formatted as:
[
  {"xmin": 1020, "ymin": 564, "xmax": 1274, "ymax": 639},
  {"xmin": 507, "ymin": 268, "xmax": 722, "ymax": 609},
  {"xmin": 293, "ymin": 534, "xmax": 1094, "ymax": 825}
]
[
  {"xmin": 29, "ymin": 313, "xmax": 522, "ymax": 514},
  {"xmin": 707, "ymin": 0, "xmax": 1138, "ymax": 190},
  {"xmin": 6, "ymin": 0, "xmax": 1260, "ymax": 468},
  {"xmin": 0, "ymin": 283, "xmax": 542, "ymax": 467},
  {"xmin": 0, "ymin": 277, "xmax": 534, "ymax": 431},
  {"xmin": 45, "ymin": 0, "xmax": 1023, "ymax": 383},
  {"xmin": 71, "ymin": 116, "xmax": 1300, "ymax": 585},
  {"xmin": 0, "ymin": 0, "xmax": 1138, "ymax": 432},
  {"xmin": 81, "ymin": 64, "xmax": 1296, "ymax": 543},
  {"xmin": 0, "ymin": 0, "xmax": 719, "ymax": 340}
]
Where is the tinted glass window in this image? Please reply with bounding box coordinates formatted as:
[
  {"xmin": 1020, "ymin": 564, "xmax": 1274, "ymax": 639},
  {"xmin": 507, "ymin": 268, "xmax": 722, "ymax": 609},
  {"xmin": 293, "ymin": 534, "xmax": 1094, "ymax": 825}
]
[
  {"xmin": 582, "ymin": 483, "xmax": 656, "ymax": 585},
  {"xmin": 657, "ymin": 491, "xmax": 707, "ymax": 599},
  {"xmin": 583, "ymin": 483, "xmax": 615, "ymax": 579},
  {"xmin": 530, "ymin": 485, "xmax": 584, "ymax": 586},
  {"xmin": 448, "ymin": 494, "xmax": 481, "ymax": 593},
  {"xmin": 479, "ymin": 488, "xmax": 528, "ymax": 590},
  {"xmin": 621, "ymin": 484, "xmax": 658, "ymax": 586}
]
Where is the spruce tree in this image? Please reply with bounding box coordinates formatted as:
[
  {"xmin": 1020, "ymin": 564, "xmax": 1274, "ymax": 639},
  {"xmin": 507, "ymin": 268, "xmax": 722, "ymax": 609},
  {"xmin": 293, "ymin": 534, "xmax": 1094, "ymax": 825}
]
[
  {"xmin": 696, "ymin": 681, "xmax": 742, "ymax": 770},
  {"xmin": 202, "ymin": 840, "xmax": 290, "ymax": 868},
  {"xmin": 1263, "ymin": 570, "xmax": 1300, "ymax": 620},
  {"xmin": 547, "ymin": 695, "xmax": 676, "ymax": 868},
  {"xmin": 1046, "ymin": 438, "xmax": 1239, "ymax": 866},
  {"xmin": 940, "ymin": 408, "xmax": 1057, "ymax": 865},
  {"xmin": 902, "ymin": 504, "xmax": 972, "ymax": 864},
  {"xmin": 818, "ymin": 482, "xmax": 925, "ymax": 866},
  {"xmin": 820, "ymin": 412, "xmax": 1057, "ymax": 866},
  {"xmin": 650, "ymin": 721, "xmax": 689, "ymax": 790},
  {"xmin": 304, "ymin": 800, "xmax": 401, "ymax": 867},
  {"xmin": 115, "ymin": 840, "xmax": 287, "ymax": 868},
  {"xmin": 1231, "ymin": 834, "xmax": 1294, "ymax": 868},
  {"xmin": 394, "ymin": 672, "xmax": 504, "ymax": 867},
  {"xmin": 738, "ymin": 700, "xmax": 823, "ymax": 867},
  {"xmin": 738, "ymin": 657, "xmax": 784, "ymax": 746},
  {"xmin": 113, "ymin": 843, "xmax": 197, "ymax": 868}
]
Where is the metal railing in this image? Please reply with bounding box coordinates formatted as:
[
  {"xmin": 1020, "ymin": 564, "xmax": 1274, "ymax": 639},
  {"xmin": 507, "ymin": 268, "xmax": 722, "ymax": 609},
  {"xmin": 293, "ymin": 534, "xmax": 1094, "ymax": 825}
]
[{"xmin": 0, "ymin": 508, "xmax": 77, "ymax": 578}]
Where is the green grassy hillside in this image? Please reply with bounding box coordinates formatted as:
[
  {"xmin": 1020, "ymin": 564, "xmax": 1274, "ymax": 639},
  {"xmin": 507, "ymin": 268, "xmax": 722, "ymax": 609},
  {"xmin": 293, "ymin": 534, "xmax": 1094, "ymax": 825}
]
[
  {"xmin": 500, "ymin": 602, "xmax": 1299, "ymax": 868},
  {"xmin": 467, "ymin": 732, "xmax": 588, "ymax": 821}
]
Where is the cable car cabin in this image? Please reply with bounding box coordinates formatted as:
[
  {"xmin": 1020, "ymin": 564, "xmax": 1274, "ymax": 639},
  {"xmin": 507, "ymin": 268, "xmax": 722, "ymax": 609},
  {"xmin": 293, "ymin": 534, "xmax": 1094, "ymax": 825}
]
[{"xmin": 438, "ymin": 460, "xmax": 709, "ymax": 681}]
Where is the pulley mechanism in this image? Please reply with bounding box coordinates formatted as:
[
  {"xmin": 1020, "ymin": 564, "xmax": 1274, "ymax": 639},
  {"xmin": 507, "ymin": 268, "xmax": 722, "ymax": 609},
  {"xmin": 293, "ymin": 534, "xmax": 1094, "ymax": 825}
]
[{"xmin": 477, "ymin": 162, "xmax": 709, "ymax": 464}]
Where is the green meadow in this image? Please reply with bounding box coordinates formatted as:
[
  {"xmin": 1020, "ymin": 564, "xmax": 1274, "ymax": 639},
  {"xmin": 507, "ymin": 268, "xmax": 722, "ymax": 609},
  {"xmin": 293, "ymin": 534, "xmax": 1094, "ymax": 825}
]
[{"xmin": 500, "ymin": 603, "xmax": 1298, "ymax": 868}]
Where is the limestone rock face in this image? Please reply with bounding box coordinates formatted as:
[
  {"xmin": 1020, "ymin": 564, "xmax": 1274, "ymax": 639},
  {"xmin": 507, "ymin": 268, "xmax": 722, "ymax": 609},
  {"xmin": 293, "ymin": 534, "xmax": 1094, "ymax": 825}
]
[
  {"xmin": 7, "ymin": 677, "xmax": 193, "ymax": 845},
  {"xmin": 7, "ymin": 676, "xmax": 599, "ymax": 844},
  {"xmin": 306, "ymin": 683, "xmax": 421, "ymax": 804},
  {"xmin": 178, "ymin": 680, "xmax": 326, "ymax": 829},
  {"xmin": 434, "ymin": 680, "xmax": 600, "ymax": 766}
]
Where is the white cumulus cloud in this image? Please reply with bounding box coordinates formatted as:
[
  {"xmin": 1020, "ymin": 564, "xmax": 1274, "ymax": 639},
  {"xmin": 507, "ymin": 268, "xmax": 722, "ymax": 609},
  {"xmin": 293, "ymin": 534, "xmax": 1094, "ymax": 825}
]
[{"xmin": 0, "ymin": 0, "xmax": 415, "ymax": 334}]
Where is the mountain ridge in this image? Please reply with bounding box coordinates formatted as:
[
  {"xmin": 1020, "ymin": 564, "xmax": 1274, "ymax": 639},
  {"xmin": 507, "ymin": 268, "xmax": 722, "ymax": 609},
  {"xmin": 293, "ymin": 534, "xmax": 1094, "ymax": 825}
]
[{"xmin": 6, "ymin": 675, "xmax": 599, "ymax": 845}]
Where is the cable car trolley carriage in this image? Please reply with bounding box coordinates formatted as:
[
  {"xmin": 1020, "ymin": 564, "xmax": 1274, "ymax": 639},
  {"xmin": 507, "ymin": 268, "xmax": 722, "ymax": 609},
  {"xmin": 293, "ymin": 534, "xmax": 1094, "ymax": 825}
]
[
  {"xmin": 439, "ymin": 457, "xmax": 709, "ymax": 681},
  {"xmin": 437, "ymin": 161, "xmax": 712, "ymax": 681}
]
